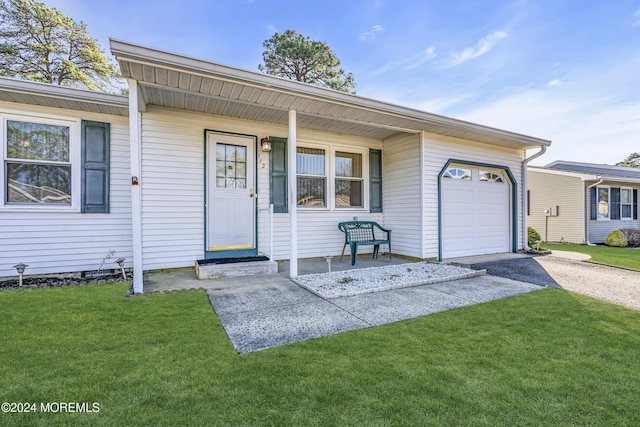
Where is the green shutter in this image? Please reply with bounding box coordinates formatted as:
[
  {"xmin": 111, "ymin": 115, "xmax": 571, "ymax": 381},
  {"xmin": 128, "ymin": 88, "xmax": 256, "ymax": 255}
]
[
  {"xmin": 590, "ymin": 187, "xmax": 597, "ymax": 220},
  {"xmin": 269, "ymin": 137, "xmax": 288, "ymax": 213},
  {"xmin": 81, "ymin": 120, "xmax": 110, "ymax": 213},
  {"xmin": 369, "ymin": 149, "xmax": 382, "ymax": 213}
]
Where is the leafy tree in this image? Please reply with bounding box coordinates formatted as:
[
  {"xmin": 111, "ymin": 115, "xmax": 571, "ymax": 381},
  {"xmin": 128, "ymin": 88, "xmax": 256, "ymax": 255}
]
[
  {"xmin": 616, "ymin": 152, "xmax": 640, "ymax": 168},
  {"xmin": 0, "ymin": 0, "xmax": 121, "ymax": 91},
  {"xmin": 259, "ymin": 29, "xmax": 356, "ymax": 93}
]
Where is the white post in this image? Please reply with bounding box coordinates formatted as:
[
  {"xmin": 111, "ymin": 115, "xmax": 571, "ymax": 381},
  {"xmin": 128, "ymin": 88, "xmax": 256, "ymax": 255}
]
[
  {"xmin": 288, "ymin": 110, "xmax": 298, "ymax": 277},
  {"xmin": 419, "ymin": 131, "xmax": 426, "ymax": 258},
  {"xmin": 269, "ymin": 203, "xmax": 274, "ymax": 262},
  {"xmin": 128, "ymin": 78, "xmax": 144, "ymax": 293}
]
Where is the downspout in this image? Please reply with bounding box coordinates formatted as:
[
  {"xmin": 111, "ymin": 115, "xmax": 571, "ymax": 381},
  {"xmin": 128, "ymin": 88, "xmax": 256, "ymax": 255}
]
[
  {"xmin": 585, "ymin": 178, "xmax": 603, "ymax": 246},
  {"xmin": 522, "ymin": 145, "xmax": 547, "ymax": 251}
]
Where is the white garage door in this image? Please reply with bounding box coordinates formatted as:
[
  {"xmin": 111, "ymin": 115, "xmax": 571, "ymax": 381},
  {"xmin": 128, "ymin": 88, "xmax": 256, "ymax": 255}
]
[{"xmin": 441, "ymin": 166, "xmax": 510, "ymax": 258}]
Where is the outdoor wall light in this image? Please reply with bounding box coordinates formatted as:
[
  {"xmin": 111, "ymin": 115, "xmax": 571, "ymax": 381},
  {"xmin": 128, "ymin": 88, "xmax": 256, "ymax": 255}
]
[
  {"xmin": 13, "ymin": 262, "xmax": 28, "ymax": 286},
  {"xmin": 260, "ymin": 137, "xmax": 272, "ymax": 152}
]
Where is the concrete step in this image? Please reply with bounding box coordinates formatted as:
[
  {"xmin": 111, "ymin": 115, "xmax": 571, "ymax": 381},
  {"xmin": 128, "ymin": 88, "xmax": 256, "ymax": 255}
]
[{"xmin": 195, "ymin": 258, "xmax": 278, "ymax": 279}]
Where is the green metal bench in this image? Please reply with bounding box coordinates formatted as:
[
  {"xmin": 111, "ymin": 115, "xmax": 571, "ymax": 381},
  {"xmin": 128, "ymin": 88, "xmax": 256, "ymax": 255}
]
[{"xmin": 338, "ymin": 221, "xmax": 392, "ymax": 266}]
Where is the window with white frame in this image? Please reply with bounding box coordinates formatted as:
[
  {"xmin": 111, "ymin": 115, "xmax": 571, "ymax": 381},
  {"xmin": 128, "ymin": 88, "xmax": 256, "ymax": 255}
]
[
  {"xmin": 597, "ymin": 186, "xmax": 610, "ymax": 220},
  {"xmin": 296, "ymin": 147, "xmax": 326, "ymax": 207},
  {"xmin": 335, "ymin": 151, "xmax": 363, "ymax": 208},
  {"xmin": 621, "ymin": 187, "xmax": 633, "ymax": 220},
  {"xmin": 3, "ymin": 117, "xmax": 78, "ymax": 207}
]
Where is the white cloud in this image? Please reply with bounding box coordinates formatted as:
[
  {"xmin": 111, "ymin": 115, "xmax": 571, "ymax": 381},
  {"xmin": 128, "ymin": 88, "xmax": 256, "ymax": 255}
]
[
  {"xmin": 370, "ymin": 46, "xmax": 436, "ymax": 76},
  {"xmin": 445, "ymin": 30, "xmax": 509, "ymax": 67},
  {"xmin": 634, "ymin": 8, "xmax": 640, "ymax": 26},
  {"xmin": 547, "ymin": 79, "xmax": 562, "ymax": 87},
  {"xmin": 359, "ymin": 25, "xmax": 385, "ymax": 41}
]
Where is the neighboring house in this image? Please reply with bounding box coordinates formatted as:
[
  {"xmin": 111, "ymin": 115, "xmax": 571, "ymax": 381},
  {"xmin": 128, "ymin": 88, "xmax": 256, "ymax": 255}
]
[
  {"xmin": 528, "ymin": 161, "xmax": 640, "ymax": 244},
  {"xmin": 0, "ymin": 39, "xmax": 551, "ymax": 292}
]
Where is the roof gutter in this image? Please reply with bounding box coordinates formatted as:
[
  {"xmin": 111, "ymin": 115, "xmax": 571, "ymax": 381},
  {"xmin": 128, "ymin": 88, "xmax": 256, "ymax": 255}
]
[
  {"xmin": 522, "ymin": 145, "xmax": 547, "ymax": 250},
  {"xmin": 585, "ymin": 178, "xmax": 604, "ymax": 245}
]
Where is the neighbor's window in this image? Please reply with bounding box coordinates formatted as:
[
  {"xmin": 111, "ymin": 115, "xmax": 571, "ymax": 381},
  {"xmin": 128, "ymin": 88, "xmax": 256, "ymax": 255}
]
[
  {"xmin": 296, "ymin": 147, "xmax": 326, "ymax": 207},
  {"xmin": 5, "ymin": 120, "xmax": 71, "ymax": 205},
  {"xmin": 621, "ymin": 187, "xmax": 633, "ymax": 220},
  {"xmin": 443, "ymin": 167, "xmax": 471, "ymax": 180},
  {"xmin": 335, "ymin": 151, "xmax": 363, "ymax": 208},
  {"xmin": 597, "ymin": 187, "xmax": 609, "ymax": 220}
]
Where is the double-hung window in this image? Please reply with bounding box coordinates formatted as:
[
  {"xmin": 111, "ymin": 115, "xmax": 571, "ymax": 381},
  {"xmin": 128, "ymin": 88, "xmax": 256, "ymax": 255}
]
[
  {"xmin": 597, "ymin": 187, "xmax": 610, "ymax": 220},
  {"xmin": 296, "ymin": 147, "xmax": 326, "ymax": 207},
  {"xmin": 621, "ymin": 187, "xmax": 633, "ymax": 220},
  {"xmin": 3, "ymin": 117, "xmax": 78, "ymax": 208},
  {"xmin": 2, "ymin": 113, "xmax": 110, "ymax": 212},
  {"xmin": 335, "ymin": 151, "xmax": 363, "ymax": 208}
]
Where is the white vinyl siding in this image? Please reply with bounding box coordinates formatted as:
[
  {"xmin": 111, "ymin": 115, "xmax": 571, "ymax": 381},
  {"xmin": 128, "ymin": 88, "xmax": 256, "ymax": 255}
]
[
  {"xmin": 422, "ymin": 131, "xmax": 524, "ymax": 258},
  {"xmin": 140, "ymin": 107, "xmax": 383, "ymax": 267},
  {"xmin": 381, "ymin": 134, "xmax": 422, "ymax": 258},
  {"xmin": 527, "ymin": 169, "xmax": 586, "ymax": 243},
  {"xmin": 0, "ymin": 101, "xmax": 131, "ymax": 278}
]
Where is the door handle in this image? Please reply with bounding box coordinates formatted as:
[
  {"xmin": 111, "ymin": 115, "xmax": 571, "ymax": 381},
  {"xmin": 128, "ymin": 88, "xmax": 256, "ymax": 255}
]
[{"xmin": 249, "ymin": 188, "xmax": 254, "ymax": 198}]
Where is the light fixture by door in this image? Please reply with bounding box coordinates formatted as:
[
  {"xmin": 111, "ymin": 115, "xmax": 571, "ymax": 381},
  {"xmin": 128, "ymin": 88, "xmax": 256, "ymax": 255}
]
[{"xmin": 260, "ymin": 137, "xmax": 272, "ymax": 152}]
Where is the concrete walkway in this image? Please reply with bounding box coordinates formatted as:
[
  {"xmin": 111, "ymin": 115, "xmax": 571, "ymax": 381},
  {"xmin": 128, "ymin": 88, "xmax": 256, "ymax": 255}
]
[
  {"xmin": 206, "ymin": 272, "xmax": 541, "ymax": 354},
  {"xmin": 145, "ymin": 255, "xmax": 543, "ymax": 354}
]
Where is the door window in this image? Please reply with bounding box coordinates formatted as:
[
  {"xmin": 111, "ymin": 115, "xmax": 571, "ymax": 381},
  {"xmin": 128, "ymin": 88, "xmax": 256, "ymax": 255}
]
[{"xmin": 216, "ymin": 143, "xmax": 247, "ymax": 189}]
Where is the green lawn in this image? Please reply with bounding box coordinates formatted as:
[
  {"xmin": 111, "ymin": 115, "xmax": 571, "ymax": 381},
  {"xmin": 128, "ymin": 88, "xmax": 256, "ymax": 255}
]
[
  {"xmin": 543, "ymin": 242, "xmax": 640, "ymax": 271},
  {"xmin": 2, "ymin": 283, "xmax": 640, "ymax": 426}
]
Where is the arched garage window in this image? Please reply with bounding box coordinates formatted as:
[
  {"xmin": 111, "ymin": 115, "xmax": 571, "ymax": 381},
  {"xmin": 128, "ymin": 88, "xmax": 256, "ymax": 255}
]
[
  {"xmin": 443, "ymin": 167, "xmax": 471, "ymax": 180},
  {"xmin": 479, "ymin": 171, "xmax": 504, "ymax": 183}
]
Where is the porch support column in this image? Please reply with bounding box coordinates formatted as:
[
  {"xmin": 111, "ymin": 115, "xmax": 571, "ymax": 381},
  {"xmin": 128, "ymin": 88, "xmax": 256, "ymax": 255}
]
[
  {"xmin": 288, "ymin": 109, "xmax": 298, "ymax": 277},
  {"xmin": 419, "ymin": 131, "xmax": 427, "ymax": 258},
  {"xmin": 128, "ymin": 78, "xmax": 144, "ymax": 293}
]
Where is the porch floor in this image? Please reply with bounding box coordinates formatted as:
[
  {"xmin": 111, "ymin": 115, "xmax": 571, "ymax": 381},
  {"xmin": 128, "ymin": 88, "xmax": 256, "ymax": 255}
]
[{"xmin": 143, "ymin": 254, "xmax": 413, "ymax": 293}]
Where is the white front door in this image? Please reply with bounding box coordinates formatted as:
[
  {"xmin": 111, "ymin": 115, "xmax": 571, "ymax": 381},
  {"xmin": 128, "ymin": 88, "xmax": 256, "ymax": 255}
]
[{"xmin": 206, "ymin": 132, "xmax": 256, "ymax": 257}]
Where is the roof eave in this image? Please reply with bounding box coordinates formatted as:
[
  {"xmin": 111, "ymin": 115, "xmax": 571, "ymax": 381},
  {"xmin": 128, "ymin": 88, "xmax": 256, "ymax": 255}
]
[{"xmin": 110, "ymin": 39, "xmax": 551, "ymax": 149}]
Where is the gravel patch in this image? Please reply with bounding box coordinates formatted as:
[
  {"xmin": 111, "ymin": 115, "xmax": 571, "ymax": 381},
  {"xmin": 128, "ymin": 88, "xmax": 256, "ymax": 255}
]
[
  {"xmin": 0, "ymin": 272, "xmax": 130, "ymax": 291},
  {"xmin": 293, "ymin": 262, "xmax": 485, "ymax": 299}
]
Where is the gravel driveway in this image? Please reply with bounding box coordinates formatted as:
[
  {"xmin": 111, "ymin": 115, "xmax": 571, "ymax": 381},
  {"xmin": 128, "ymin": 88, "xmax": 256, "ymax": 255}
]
[
  {"xmin": 472, "ymin": 253, "xmax": 640, "ymax": 311},
  {"xmin": 534, "ymin": 255, "xmax": 640, "ymax": 310}
]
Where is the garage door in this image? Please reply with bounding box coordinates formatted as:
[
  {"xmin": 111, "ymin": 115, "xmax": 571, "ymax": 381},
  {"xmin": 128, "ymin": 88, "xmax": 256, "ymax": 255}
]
[{"xmin": 441, "ymin": 166, "xmax": 510, "ymax": 258}]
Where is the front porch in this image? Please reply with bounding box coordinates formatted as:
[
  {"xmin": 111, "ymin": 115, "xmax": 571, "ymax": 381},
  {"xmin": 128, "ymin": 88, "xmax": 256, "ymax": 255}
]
[{"xmin": 144, "ymin": 255, "xmax": 415, "ymax": 293}]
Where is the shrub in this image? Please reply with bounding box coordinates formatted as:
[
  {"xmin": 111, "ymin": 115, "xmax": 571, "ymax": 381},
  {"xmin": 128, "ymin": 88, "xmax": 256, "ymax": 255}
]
[
  {"xmin": 605, "ymin": 230, "xmax": 628, "ymax": 247},
  {"xmin": 620, "ymin": 228, "xmax": 640, "ymax": 247},
  {"xmin": 528, "ymin": 226, "xmax": 541, "ymax": 247}
]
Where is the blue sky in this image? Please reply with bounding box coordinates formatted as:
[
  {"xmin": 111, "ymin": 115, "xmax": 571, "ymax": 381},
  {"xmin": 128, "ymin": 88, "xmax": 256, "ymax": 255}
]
[{"xmin": 47, "ymin": 0, "xmax": 639, "ymax": 166}]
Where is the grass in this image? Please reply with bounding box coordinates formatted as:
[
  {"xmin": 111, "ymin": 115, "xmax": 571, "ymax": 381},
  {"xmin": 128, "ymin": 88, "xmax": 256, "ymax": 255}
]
[
  {"xmin": 543, "ymin": 242, "xmax": 640, "ymax": 271},
  {"xmin": 2, "ymin": 283, "xmax": 640, "ymax": 426}
]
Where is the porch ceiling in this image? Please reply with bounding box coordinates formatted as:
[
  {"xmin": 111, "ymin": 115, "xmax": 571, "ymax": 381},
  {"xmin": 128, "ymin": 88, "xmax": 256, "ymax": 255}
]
[{"xmin": 111, "ymin": 39, "xmax": 551, "ymax": 149}]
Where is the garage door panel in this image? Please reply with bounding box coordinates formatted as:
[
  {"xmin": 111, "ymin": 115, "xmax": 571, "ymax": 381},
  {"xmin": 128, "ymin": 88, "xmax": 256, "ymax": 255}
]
[
  {"xmin": 445, "ymin": 213, "xmax": 474, "ymax": 227},
  {"xmin": 442, "ymin": 168, "xmax": 510, "ymax": 258},
  {"xmin": 445, "ymin": 238, "xmax": 475, "ymax": 256}
]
